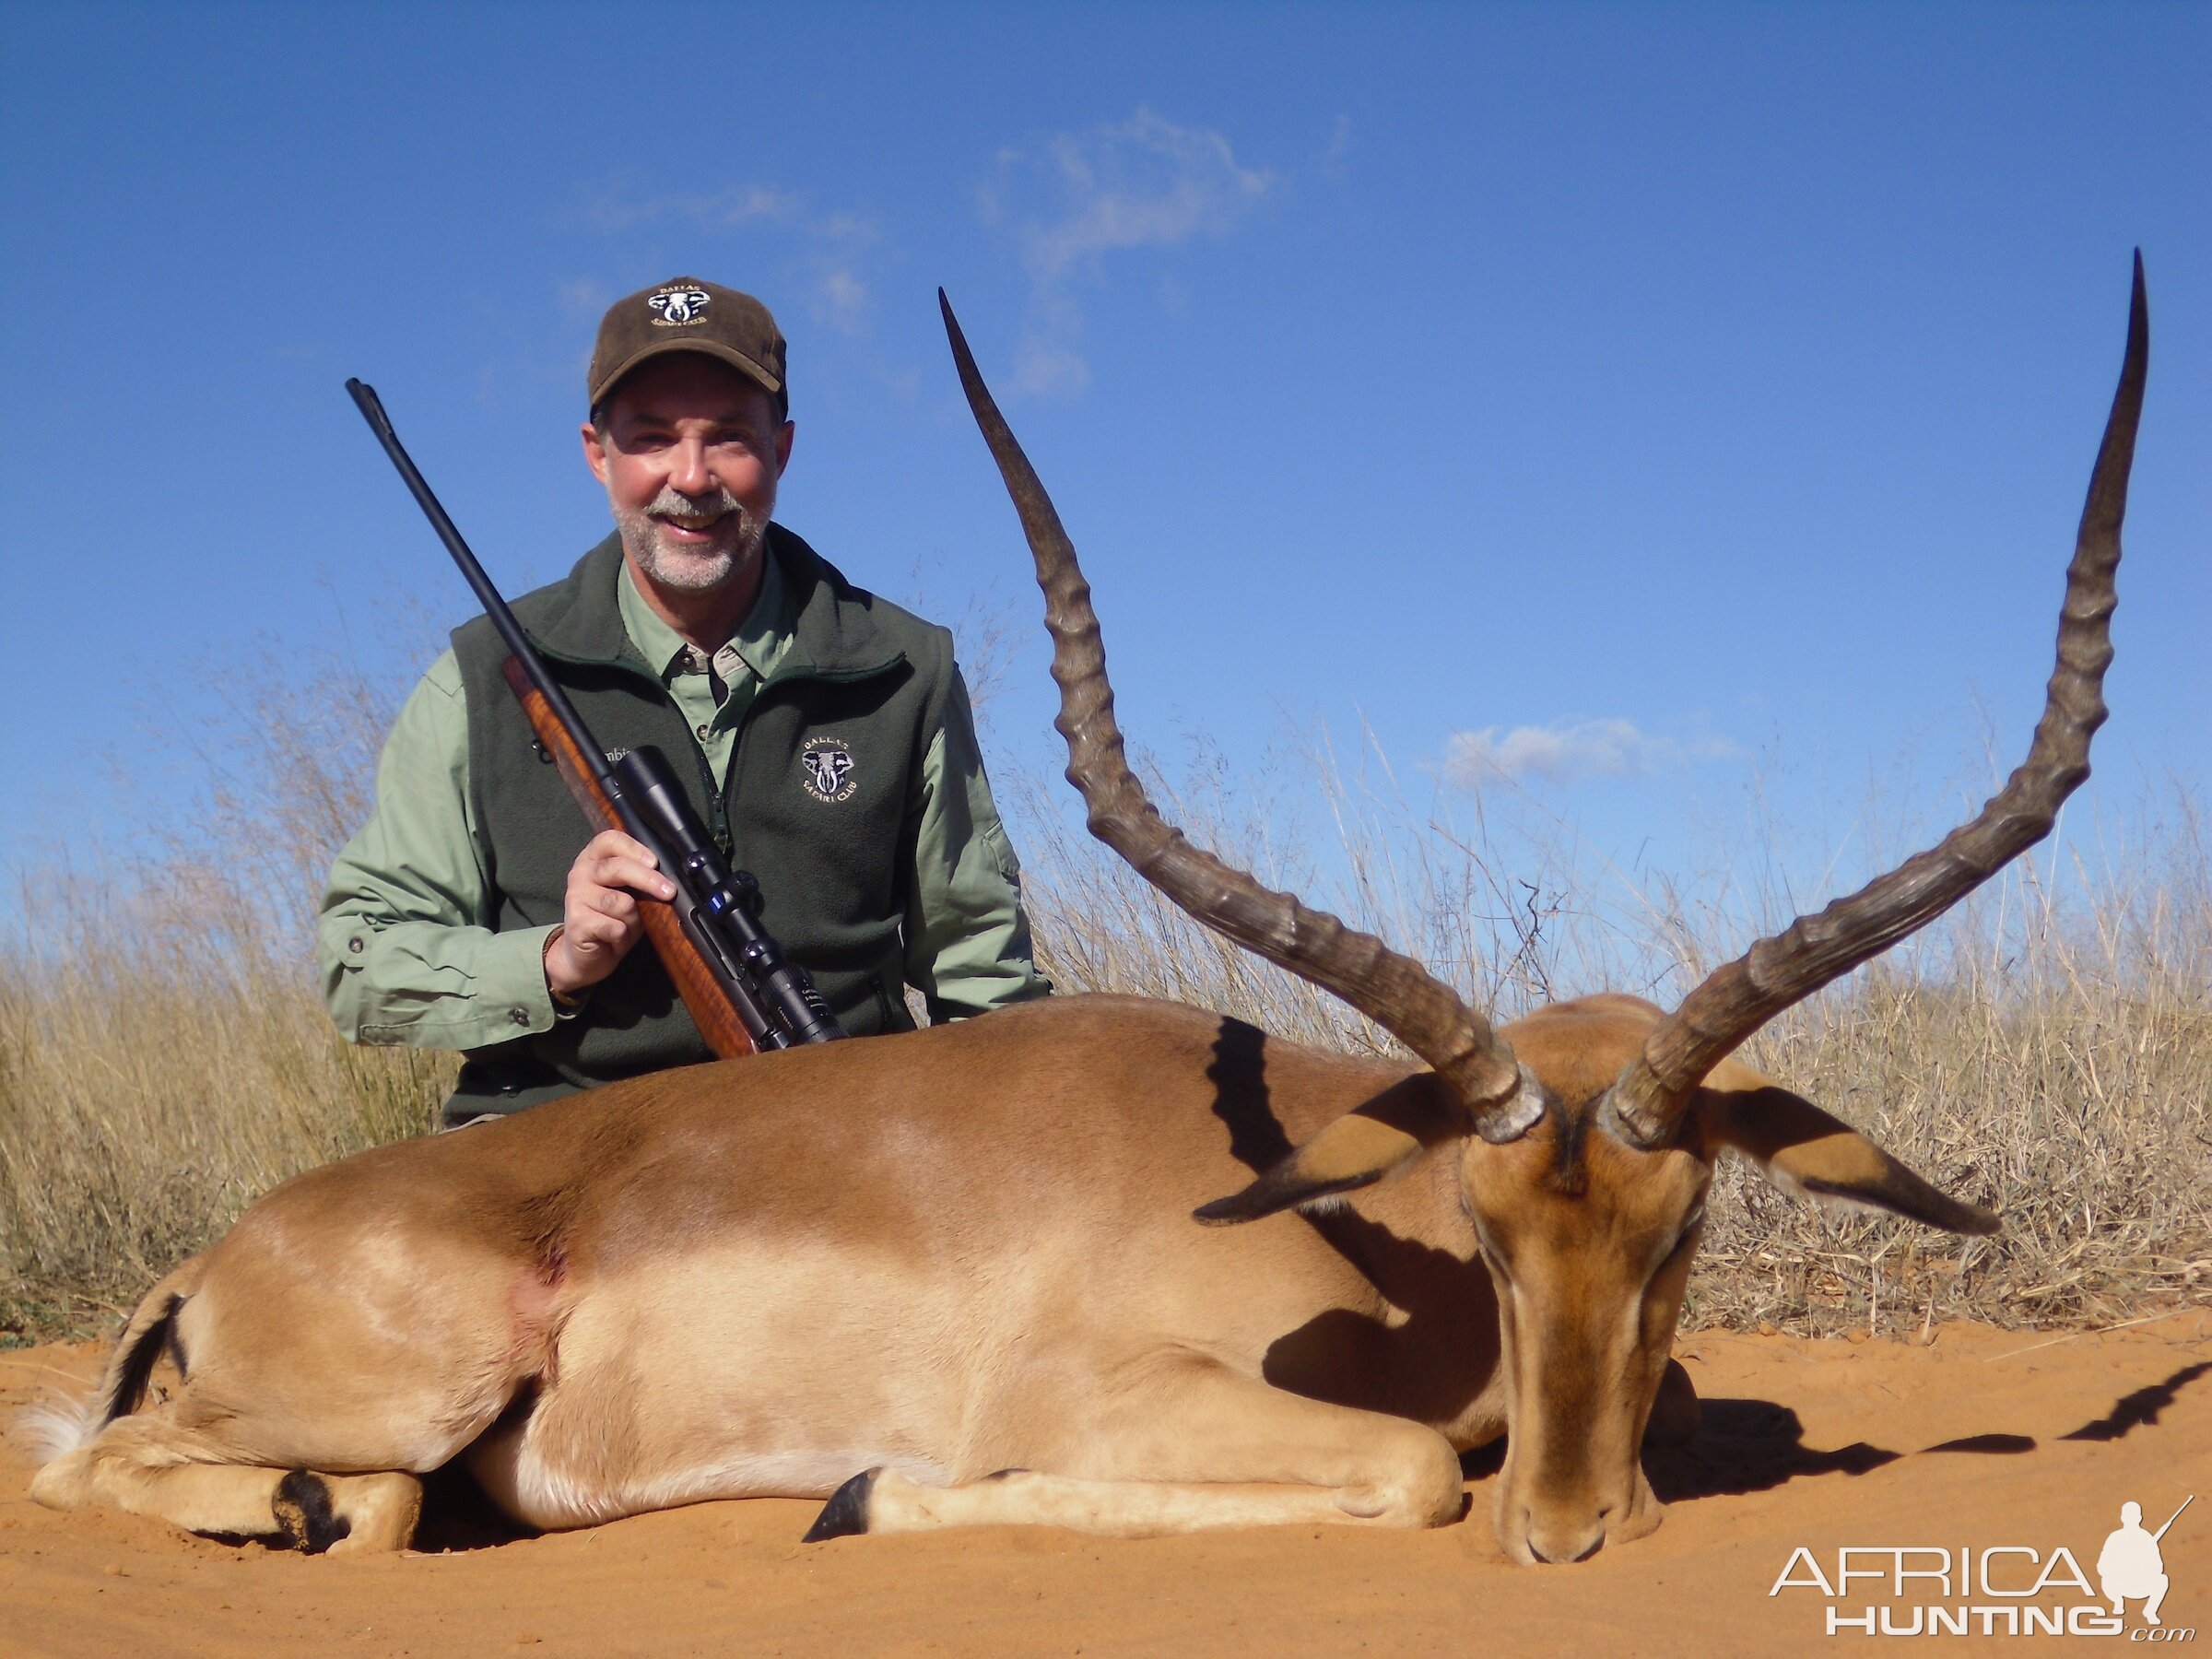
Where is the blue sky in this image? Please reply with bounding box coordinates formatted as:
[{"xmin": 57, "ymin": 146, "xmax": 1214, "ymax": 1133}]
[{"xmin": 3, "ymin": 3, "xmax": 2206, "ymax": 926}]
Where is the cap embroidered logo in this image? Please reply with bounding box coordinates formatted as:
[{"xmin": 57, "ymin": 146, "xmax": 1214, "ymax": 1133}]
[{"xmin": 648, "ymin": 288, "xmax": 712, "ymax": 327}]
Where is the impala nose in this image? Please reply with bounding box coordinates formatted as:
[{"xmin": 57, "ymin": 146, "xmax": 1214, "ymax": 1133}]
[{"xmin": 1523, "ymin": 1506, "xmax": 1610, "ymax": 1564}]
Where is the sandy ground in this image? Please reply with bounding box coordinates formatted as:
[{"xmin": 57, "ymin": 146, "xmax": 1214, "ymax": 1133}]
[{"xmin": 1, "ymin": 1312, "xmax": 2206, "ymax": 1658}]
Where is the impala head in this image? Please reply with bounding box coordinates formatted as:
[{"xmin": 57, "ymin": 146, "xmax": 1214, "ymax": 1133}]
[
  {"xmin": 940, "ymin": 258, "xmax": 2147, "ymax": 1564},
  {"xmin": 1181, "ymin": 992, "xmax": 2005, "ymax": 1560}
]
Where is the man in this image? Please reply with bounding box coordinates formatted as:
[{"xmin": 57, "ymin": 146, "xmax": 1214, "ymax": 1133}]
[{"xmin": 323, "ymin": 276, "xmax": 1047, "ymax": 1126}]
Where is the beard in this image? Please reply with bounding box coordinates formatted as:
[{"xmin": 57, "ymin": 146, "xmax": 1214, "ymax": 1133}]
[{"xmin": 612, "ymin": 483, "xmax": 770, "ymax": 592}]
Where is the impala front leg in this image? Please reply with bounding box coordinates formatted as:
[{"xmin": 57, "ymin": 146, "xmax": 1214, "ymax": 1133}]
[{"xmin": 804, "ymin": 1357, "xmax": 1465, "ymax": 1541}]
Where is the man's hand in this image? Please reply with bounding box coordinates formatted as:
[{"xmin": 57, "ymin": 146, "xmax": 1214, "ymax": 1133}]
[{"xmin": 545, "ymin": 830, "xmax": 679, "ymax": 1000}]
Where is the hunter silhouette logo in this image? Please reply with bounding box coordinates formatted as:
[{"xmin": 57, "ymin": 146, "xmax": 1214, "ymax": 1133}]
[
  {"xmin": 647, "ymin": 287, "xmax": 712, "ymax": 326},
  {"xmin": 1767, "ymin": 1490, "xmax": 2195, "ymax": 1639},
  {"xmin": 801, "ymin": 739, "xmax": 857, "ymax": 803},
  {"xmin": 2100, "ymin": 1496, "xmax": 2190, "ymax": 1628}
]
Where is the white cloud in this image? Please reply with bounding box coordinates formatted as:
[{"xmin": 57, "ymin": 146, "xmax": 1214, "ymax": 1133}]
[
  {"xmin": 1444, "ymin": 719, "xmax": 1737, "ymax": 786},
  {"xmin": 798, "ymin": 213, "xmax": 882, "ymax": 337},
  {"xmin": 570, "ymin": 182, "xmax": 799, "ymax": 234},
  {"xmin": 557, "ymin": 277, "xmax": 613, "ymax": 321},
  {"xmin": 1319, "ymin": 114, "xmax": 1354, "ymax": 182},
  {"xmin": 565, "ymin": 182, "xmax": 887, "ymax": 340},
  {"xmin": 1017, "ymin": 108, "xmax": 1273, "ymax": 279},
  {"xmin": 1013, "ymin": 335, "xmax": 1091, "ymax": 399},
  {"xmin": 986, "ymin": 108, "xmax": 1275, "ymax": 396},
  {"xmin": 811, "ymin": 267, "xmax": 871, "ymax": 335}
]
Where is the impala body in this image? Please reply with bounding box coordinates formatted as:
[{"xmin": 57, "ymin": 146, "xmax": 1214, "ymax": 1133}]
[
  {"xmin": 31, "ymin": 991, "xmax": 1898, "ymax": 1560},
  {"xmin": 29, "ymin": 263, "xmax": 2147, "ymax": 1565}
]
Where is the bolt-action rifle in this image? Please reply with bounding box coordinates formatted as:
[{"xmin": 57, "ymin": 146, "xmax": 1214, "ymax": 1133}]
[{"xmin": 345, "ymin": 378, "xmax": 845, "ymax": 1057}]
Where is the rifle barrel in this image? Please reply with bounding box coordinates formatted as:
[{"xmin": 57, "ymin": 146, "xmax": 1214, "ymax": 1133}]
[{"xmin": 345, "ymin": 379, "xmax": 617, "ymax": 797}]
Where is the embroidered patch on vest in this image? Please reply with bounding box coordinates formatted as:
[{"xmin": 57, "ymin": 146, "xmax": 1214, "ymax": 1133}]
[
  {"xmin": 647, "ymin": 287, "xmax": 712, "ymax": 326},
  {"xmin": 800, "ymin": 737, "xmax": 858, "ymax": 803}
]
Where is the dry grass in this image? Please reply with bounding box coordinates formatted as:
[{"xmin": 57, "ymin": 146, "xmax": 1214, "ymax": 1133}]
[
  {"xmin": 0, "ymin": 653, "xmax": 453, "ymax": 1344},
  {"xmin": 3, "ymin": 653, "xmax": 2206, "ymax": 1344},
  {"xmin": 0, "ymin": 898, "xmax": 453, "ymax": 1342}
]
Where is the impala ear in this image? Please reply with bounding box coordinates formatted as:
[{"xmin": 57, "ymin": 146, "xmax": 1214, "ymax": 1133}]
[
  {"xmin": 1194, "ymin": 1083, "xmax": 1468, "ymax": 1227},
  {"xmin": 1696, "ymin": 1058, "xmax": 1999, "ymax": 1236}
]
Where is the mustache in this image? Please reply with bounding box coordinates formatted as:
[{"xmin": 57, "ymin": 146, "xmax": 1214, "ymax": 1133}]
[{"xmin": 645, "ymin": 485, "xmax": 747, "ymax": 522}]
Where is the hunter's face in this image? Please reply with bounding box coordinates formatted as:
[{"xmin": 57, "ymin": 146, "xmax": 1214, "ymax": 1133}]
[{"xmin": 582, "ymin": 356, "xmax": 793, "ymax": 594}]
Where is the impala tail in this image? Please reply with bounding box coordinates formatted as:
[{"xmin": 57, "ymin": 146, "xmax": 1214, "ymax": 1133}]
[{"xmin": 21, "ymin": 1255, "xmax": 206, "ymax": 1465}]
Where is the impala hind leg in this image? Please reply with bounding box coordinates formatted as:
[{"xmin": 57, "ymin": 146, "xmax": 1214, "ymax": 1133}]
[
  {"xmin": 806, "ymin": 1359, "xmax": 1465, "ymax": 1541},
  {"xmin": 31, "ymin": 1412, "xmax": 422, "ymax": 1554}
]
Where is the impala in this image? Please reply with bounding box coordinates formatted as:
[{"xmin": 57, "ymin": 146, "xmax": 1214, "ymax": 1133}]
[{"xmin": 30, "ymin": 261, "xmax": 2146, "ymax": 1565}]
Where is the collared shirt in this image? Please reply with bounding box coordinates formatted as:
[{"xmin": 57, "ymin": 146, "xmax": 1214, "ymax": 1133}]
[
  {"xmin": 320, "ymin": 556, "xmax": 1044, "ymax": 1052},
  {"xmin": 617, "ymin": 543, "xmax": 788, "ymax": 782}
]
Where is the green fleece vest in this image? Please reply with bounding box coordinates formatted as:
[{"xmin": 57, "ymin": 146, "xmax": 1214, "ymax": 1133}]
[{"xmin": 446, "ymin": 528, "xmax": 952, "ymax": 1115}]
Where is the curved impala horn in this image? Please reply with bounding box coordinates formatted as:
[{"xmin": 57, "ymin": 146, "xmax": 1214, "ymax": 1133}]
[
  {"xmin": 1604, "ymin": 254, "xmax": 2150, "ymax": 1148},
  {"xmin": 938, "ymin": 291, "xmax": 1541, "ymax": 1142}
]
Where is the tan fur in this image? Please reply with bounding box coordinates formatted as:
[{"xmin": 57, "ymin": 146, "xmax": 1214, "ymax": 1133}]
[{"xmin": 33, "ymin": 993, "xmax": 1981, "ymax": 1563}]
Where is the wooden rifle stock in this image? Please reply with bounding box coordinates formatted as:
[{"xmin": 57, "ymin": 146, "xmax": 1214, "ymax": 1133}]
[{"xmin": 500, "ymin": 655, "xmax": 760, "ymax": 1061}]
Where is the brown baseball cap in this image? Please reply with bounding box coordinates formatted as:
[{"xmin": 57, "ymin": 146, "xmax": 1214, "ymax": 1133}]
[{"xmin": 587, "ymin": 276, "xmax": 788, "ymax": 415}]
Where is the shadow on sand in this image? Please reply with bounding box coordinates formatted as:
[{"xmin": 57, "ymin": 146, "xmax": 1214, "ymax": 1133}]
[
  {"xmin": 1628, "ymin": 1352, "xmax": 2212, "ymax": 1506},
  {"xmin": 2059, "ymin": 1359, "xmax": 2212, "ymax": 1444},
  {"xmin": 1640, "ymin": 1398, "xmax": 1917, "ymax": 1502},
  {"xmin": 412, "ymin": 1464, "xmax": 540, "ymax": 1553}
]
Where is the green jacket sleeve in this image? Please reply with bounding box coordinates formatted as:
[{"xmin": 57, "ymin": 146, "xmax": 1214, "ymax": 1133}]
[
  {"xmin": 318, "ymin": 650, "xmax": 562, "ymax": 1049},
  {"xmin": 901, "ymin": 669, "xmax": 1052, "ymax": 1022}
]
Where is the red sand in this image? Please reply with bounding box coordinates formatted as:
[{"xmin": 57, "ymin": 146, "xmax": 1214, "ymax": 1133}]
[{"xmin": 3, "ymin": 1312, "xmax": 2206, "ymax": 1657}]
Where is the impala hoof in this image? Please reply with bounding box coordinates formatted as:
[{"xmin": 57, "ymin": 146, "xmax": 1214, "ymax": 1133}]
[
  {"xmin": 272, "ymin": 1469, "xmax": 351, "ymax": 1554},
  {"xmin": 803, "ymin": 1468, "xmax": 879, "ymax": 1541}
]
